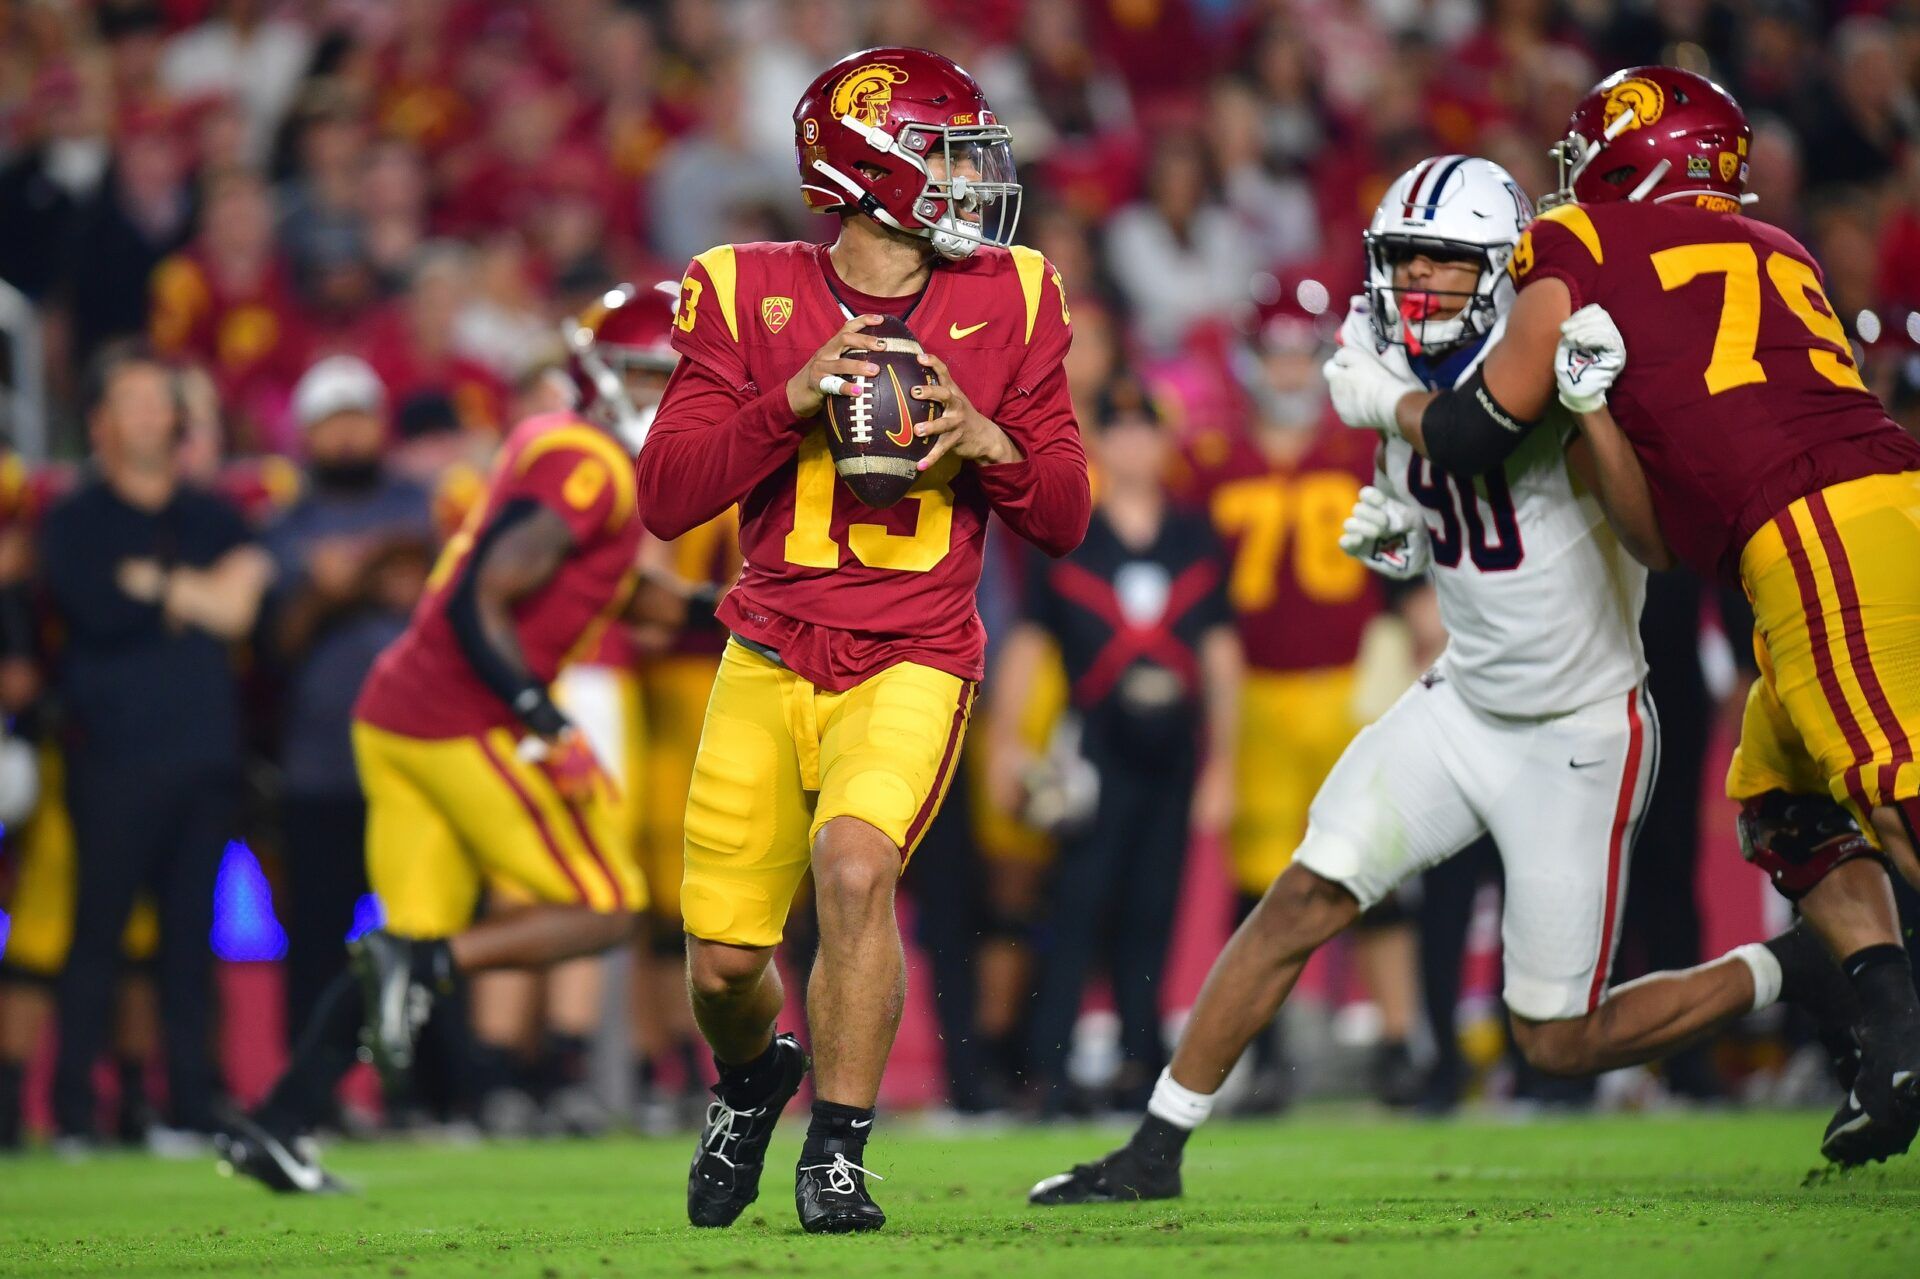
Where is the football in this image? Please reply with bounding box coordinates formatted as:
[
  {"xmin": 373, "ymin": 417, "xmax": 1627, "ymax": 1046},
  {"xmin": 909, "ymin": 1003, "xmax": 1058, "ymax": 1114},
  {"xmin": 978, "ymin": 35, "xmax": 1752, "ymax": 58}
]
[{"xmin": 821, "ymin": 314, "xmax": 937, "ymax": 509}]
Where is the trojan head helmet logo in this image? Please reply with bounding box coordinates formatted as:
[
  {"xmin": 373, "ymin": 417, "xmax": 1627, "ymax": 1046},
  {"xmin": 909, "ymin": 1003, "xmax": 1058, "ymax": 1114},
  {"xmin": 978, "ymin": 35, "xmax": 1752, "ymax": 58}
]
[
  {"xmin": 1601, "ymin": 76, "xmax": 1665, "ymax": 134},
  {"xmin": 830, "ymin": 63, "xmax": 908, "ymax": 129}
]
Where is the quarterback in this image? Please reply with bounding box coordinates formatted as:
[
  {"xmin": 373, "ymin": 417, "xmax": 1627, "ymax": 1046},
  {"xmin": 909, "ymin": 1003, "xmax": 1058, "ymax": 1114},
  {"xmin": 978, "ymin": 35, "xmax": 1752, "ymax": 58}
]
[
  {"xmin": 217, "ymin": 287, "xmax": 701, "ymax": 1193},
  {"xmin": 636, "ymin": 47, "xmax": 1088, "ymax": 1232},
  {"xmin": 1327, "ymin": 67, "xmax": 1920, "ymax": 1166},
  {"xmin": 1032, "ymin": 153, "xmax": 1856, "ymax": 1206}
]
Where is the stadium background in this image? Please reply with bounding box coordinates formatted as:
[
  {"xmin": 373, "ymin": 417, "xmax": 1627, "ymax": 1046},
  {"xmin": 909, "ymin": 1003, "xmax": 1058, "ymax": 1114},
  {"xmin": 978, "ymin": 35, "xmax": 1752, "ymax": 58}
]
[{"xmin": 0, "ymin": 0, "xmax": 1909, "ymax": 1134}]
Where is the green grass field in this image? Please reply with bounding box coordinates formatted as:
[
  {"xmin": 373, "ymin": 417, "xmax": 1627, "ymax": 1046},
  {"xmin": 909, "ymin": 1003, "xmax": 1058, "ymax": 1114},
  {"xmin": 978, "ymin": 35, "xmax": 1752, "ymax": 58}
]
[{"xmin": 3, "ymin": 1109, "xmax": 1917, "ymax": 1277}]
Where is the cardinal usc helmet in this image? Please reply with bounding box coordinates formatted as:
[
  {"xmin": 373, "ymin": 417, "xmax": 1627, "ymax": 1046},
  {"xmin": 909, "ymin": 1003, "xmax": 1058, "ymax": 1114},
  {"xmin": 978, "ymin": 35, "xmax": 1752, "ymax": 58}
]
[
  {"xmin": 1546, "ymin": 66, "xmax": 1752, "ymax": 210},
  {"xmin": 1365, "ymin": 156, "xmax": 1532, "ymax": 355},
  {"xmin": 566, "ymin": 281, "xmax": 679, "ymax": 450},
  {"xmin": 794, "ymin": 46, "xmax": 1021, "ymax": 260}
]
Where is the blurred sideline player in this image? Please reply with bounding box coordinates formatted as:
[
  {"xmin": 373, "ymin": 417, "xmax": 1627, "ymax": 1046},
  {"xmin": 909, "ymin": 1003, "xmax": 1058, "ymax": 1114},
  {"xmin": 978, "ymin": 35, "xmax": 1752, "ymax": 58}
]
[
  {"xmin": 1180, "ymin": 310, "xmax": 1418, "ymax": 1108},
  {"xmin": 1034, "ymin": 151, "xmax": 1846, "ymax": 1204},
  {"xmin": 1399, "ymin": 67, "xmax": 1920, "ymax": 1164},
  {"xmin": 218, "ymin": 284, "xmax": 705, "ymax": 1192},
  {"xmin": 0, "ymin": 453, "xmax": 162, "ymax": 1151},
  {"xmin": 639, "ymin": 48, "xmax": 1088, "ymax": 1232}
]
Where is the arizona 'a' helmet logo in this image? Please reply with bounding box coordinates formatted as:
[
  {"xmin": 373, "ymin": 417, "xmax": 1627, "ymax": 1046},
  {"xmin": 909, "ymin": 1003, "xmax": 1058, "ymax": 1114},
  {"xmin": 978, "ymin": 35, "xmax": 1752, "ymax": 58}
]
[
  {"xmin": 831, "ymin": 63, "xmax": 908, "ymax": 128},
  {"xmin": 1602, "ymin": 76, "xmax": 1664, "ymax": 133}
]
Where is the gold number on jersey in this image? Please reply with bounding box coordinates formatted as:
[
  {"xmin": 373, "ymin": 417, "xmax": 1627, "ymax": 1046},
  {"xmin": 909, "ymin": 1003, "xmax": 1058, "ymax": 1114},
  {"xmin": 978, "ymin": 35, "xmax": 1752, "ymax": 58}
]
[
  {"xmin": 1211, "ymin": 473, "xmax": 1366, "ymax": 612},
  {"xmin": 1651, "ymin": 243, "xmax": 1767, "ymax": 395},
  {"xmin": 675, "ymin": 275, "xmax": 702, "ymax": 333},
  {"xmin": 784, "ymin": 430, "xmax": 958, "ymax": 573},
  {"xmin": 1764, "ymin": 253, "xmax": 1870, "ymax": 393},
  {"xmin": 1653, "ymin": 242, "xmax": 1867, "ymax": 396}
]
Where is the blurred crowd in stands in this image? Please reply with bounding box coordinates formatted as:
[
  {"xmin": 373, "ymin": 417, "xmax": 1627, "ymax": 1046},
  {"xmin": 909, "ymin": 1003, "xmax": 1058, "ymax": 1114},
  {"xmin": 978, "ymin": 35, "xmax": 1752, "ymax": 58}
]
[{"xmin": 0, "ymin": 0, "xmax": 1916, "ymax": 1149}]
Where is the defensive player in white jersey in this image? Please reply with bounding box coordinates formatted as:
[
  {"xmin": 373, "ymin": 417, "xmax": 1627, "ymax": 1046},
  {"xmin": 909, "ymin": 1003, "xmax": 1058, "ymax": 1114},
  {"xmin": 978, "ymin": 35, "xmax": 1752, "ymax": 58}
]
[{"xmin": 1029, "ymin": 156, "xmax": 1857, "ymax": 1204}]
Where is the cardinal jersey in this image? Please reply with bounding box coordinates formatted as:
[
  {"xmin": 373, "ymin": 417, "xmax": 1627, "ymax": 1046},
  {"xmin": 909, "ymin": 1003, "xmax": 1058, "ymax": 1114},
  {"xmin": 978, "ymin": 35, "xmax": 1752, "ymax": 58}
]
[
  {"xmin": 1341, "ymin": 303, "xmax": 1649, "ymax": 718},
  {"xmin": 640, "ymin": 241, "xmax": 1088, "ymax": 692},
  {"xmin": 1182, "ymin": 425, "xmax": 1379, "ymax": 673},
  {"xmin": 1512, "ymin": 200, "xmax": 1920, "ymax": 579},
  {"xmin": 355, "ymin": 412, "xmax": 643, "ymax": 739}
]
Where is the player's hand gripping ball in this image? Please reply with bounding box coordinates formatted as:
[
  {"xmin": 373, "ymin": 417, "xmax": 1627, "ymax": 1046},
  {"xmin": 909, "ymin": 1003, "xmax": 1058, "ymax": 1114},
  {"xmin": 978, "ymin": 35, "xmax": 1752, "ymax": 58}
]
[
  {"xmin": 1555, "ymin": 303, "xmax": 1627, "ymax": 414},
  {"xmin": 788, "ymin": 314, "xmax": 937, "ymax": 509}
]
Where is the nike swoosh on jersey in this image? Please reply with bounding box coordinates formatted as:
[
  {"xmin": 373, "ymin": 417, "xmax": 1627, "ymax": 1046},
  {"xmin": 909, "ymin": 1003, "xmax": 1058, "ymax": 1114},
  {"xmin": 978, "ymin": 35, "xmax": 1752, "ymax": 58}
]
[
  {"xmin": 948, "ymin": 321, "xmax": 989, "ymax": 340},
  {"xmin": 1568, "ymin": 758, "xmax": 1607, "ymax": 769}
]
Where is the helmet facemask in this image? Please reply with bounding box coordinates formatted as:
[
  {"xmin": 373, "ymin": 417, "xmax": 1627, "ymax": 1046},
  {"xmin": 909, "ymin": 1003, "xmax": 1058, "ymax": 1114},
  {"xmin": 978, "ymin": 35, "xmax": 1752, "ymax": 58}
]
[
  {"xmin": 571, "ymin": 324, "xmax": 674, "ymax": 452},
  {"xmin": 1363, "ymin": 234, "xmax": 1510, "ymax": 356},
  {"xmin": 823, "ymin": 114, "xmax": 1022, "ymax": 259}
]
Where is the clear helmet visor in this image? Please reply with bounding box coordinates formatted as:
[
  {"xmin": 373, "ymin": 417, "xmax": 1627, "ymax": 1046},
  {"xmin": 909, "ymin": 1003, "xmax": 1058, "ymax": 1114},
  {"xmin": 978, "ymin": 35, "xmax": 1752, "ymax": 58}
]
[
  {"xmin": 1363, "ymin": 234, "xmax": 1497, "ymax": 356},
  {"xmin": 904, "ymin": 125, "xmax": 1022, "ymax": 257}
]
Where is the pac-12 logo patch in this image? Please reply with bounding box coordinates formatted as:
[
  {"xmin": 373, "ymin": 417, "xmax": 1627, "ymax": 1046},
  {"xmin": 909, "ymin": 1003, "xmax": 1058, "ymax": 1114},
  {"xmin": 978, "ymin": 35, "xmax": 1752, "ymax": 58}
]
[{"xmin": 761, "ymin": 296, "xmax": 793, "ymax": 334}]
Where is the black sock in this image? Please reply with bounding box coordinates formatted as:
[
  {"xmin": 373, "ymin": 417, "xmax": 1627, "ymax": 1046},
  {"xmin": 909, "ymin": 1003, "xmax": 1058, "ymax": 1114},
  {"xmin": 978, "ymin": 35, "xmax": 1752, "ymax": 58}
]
[
  {"xmin": 714, "ymin": 1036, "xmax": 785, "ymax": 1108},
  {"xmin": 1130, "ymin": 1113, "xmax": 1191, "ymax": 1167},
  {"xmin": 408, "ymin": 938, "xmax": 455, "ymax": 991},
  {"xmin": 254, "ymin": 970, "xmax": 366, "ymax": 1141},
  {"xmin": 801, "ymin": 1100, "xmax": 874, "ymax": 1165},
  {"xmin": 467, "ymin": 1040, "xmax": 518, "ymax": 1099},
  {"xmin": 0, "ymin": 1061, "xmax": 22, "ymax": 1147},
  {"xmin": 543, "ymin": 1032, "xmax": 591, "ymax": 1091},
  {"xmin": 1842, "ymin": 944, "xmax": 1920, "ymax": 1025}
]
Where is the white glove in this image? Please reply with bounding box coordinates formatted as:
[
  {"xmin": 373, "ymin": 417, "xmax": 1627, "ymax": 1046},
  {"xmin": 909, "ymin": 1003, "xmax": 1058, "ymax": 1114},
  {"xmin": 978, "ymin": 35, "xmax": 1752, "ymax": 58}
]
[
  {"xmin": 1555, "ymin": 303, "xmax": 1627, "ymax": 414},
  {"xmin": 1323, "ymin": 345, "xmax": 1410, "ymax": 438},
  {"xmin": 1338, "ymin": 485, "xmax": 1430, "ymax": 580}
]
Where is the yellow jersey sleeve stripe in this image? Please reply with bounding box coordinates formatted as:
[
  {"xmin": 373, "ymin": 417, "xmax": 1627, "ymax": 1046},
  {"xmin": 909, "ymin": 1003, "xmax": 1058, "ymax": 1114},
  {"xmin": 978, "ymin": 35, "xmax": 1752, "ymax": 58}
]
[
  {"xmin": 1010, "ymin": 245, "xmax": 1047, "ymax": 344},
  {"xmin": 515, "ymin": 424, "xmax": 639, "ymax": 531},
  {"xmin": 692, "ymin": 245, "xmax": 741, "ymax": 342},
  {"xmin": 1536, "ymin": 205, "xmax": 1603, "ymax": 265}
]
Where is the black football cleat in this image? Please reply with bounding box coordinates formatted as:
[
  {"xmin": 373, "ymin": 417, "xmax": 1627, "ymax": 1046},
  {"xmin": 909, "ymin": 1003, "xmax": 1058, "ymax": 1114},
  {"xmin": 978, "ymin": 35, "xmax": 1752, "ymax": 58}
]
[
  {"xmin": 1821, "ymin": 1017, "xmax": 1920, "ymax": 1167},
  {"xmin": 796, "ymin": 1151, "xmax": 887, "ymax": 1234},
  {"xmin": 348, "ymin": 929, "xmax": 434, "ymax": 1100},
  {"xmin": 687, "ymin": 1033, "xmax": 809, "ymax": 1228},
  {"xmin": 1028, "ymin": 1143, "xmax": 1182, "ymax": 1205},
  {"xmin": 215, "ymin": 1113, "xmax": 347, "ymax": 1195}
]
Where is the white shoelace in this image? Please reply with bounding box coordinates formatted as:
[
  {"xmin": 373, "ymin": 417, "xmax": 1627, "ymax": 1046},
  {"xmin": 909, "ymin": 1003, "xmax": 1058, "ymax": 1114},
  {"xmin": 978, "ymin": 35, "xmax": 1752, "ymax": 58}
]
[
  {"xmin": 800, "ymin": 1152, "xmax": 885, "ymax": 1196},
  {"xmin": 701, "ymin": 1098, "xmax": 765, "ymax": 1168}
]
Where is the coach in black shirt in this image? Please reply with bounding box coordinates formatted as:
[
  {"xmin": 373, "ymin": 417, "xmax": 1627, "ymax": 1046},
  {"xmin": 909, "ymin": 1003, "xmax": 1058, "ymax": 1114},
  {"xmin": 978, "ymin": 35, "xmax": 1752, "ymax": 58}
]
[
  {"xmin": 992, "ymin": 376, "xmax": 1242, "ymax": 1115},
  {"xmin": 43, "ymin": 344, "xmax": 271, "ymax": 1145}
]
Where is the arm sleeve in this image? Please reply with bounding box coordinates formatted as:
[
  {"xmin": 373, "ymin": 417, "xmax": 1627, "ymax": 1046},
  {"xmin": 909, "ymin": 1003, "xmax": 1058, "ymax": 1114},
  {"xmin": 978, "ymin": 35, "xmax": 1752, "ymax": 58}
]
[
  {"xmin": 638, "ymin": 252, "xmax": 804, "ymax": 540},
  {"xmin": 635, "ymin": 359, "xmax": 799, "ymax": 541},
  {"xmin": 978, "ymin": 258, "xmax": 1091, "ymax": 558},
  {"xmin": 1193, "ymin": 526, "xmax": 1235, "ymax": 633}
]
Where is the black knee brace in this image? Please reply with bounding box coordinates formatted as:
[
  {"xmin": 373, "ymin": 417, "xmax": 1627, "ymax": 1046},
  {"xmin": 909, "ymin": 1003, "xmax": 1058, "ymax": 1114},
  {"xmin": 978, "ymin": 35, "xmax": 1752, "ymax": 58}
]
[{"xmin": 1738, "ymin": 790, "xmax": 1883, "ymax": 900}]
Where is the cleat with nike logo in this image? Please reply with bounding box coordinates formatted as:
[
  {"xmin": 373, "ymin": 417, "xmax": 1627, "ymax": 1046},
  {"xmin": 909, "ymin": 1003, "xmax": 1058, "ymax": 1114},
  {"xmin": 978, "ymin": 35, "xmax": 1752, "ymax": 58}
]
[
  {"xmin": 1029, "ymin": 1143, "xmax": 1182, "ymax": 1205},
  {"xmin": 687, "ymin": 1033, "xmax": 809, "ymax": 1228},
  {"xmin": 796, "ymin": 1151, "xmax": 887, "ymax": 1234},
  {"xmin": 215, "ymin": 1114, "xmax": 348, "ymax": 1195},
  {"xmin": 348, "ymin": 929, "xmax": 435, "ymax": 1100},
  {"xmin": 1821, "ymin": 1017, "xmax": 1920, "ymax": 1167}
]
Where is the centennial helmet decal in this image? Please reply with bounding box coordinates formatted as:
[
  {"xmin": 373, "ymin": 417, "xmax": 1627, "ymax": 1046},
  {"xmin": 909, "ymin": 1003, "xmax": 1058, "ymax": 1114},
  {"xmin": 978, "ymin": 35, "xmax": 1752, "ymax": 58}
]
[
  {"xmin": 830, "ymin": 63, "xmax": 908, "ymax": 128},
  {"xmin": 1601, "ymin": 76, "xmax": 1665, "ymax": 134},
  {"xmin": 761, "ymin": 296, "xmax": 793, "ymax": 334}
]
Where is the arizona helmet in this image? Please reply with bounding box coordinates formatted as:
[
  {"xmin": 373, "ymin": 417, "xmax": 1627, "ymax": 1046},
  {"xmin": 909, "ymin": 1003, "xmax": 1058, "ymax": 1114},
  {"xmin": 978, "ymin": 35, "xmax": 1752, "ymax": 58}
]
[{"xmin": 1364, "ymin": 155, "xmax": 1533, "ymax": 355}]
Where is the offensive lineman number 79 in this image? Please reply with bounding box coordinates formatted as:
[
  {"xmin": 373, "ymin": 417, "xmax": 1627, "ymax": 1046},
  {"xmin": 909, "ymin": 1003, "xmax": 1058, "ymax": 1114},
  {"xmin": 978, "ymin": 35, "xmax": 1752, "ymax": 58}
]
[{"xmin": 1650, "ymin": 242, "xmax": 1868, "ymax": 396}]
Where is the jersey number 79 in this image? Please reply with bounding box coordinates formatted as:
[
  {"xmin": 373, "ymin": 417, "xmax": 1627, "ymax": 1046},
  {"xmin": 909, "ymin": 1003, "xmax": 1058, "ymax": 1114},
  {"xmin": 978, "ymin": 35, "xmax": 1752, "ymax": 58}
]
[{"xmin": 1651, "ymin": 242, "xmax": 1867, "ymax": 396}]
